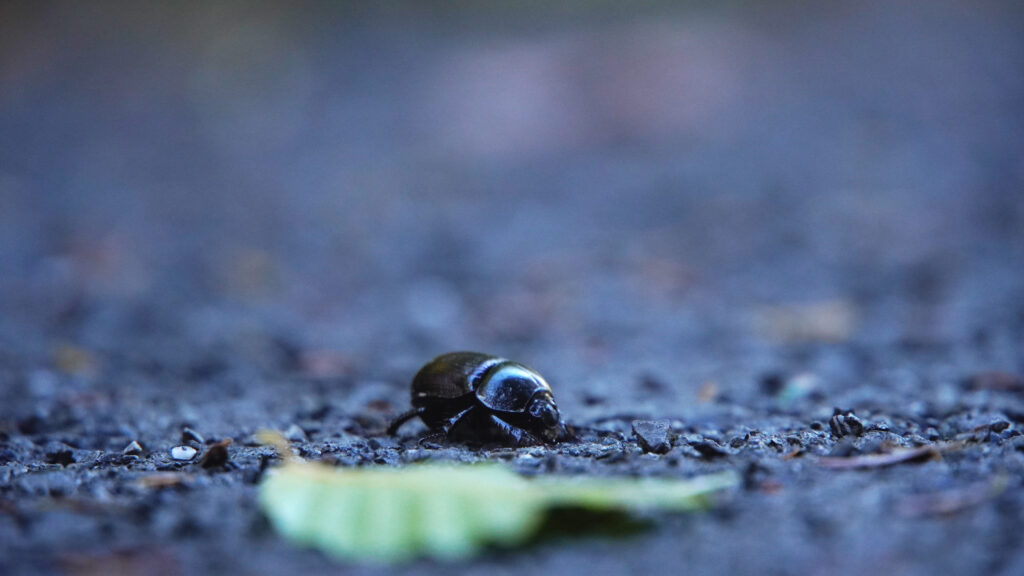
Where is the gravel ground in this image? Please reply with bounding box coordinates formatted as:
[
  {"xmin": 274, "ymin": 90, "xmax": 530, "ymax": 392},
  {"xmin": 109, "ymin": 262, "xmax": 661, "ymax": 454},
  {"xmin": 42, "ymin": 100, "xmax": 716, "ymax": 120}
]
[{"xmin": 2, "ymin": 2, "xmax": 1024, "ymax": 575}]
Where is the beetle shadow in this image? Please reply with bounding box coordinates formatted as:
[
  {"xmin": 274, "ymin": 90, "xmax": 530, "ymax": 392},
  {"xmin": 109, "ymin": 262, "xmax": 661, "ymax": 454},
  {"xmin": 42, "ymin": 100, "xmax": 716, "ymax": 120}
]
[
  {"xmin": 530, "ymin": 507, "xmax": 651, "ymax": 542},
  {"xmin": 482, "ymin": 508, "xmax": 653, "ymax": 562}
]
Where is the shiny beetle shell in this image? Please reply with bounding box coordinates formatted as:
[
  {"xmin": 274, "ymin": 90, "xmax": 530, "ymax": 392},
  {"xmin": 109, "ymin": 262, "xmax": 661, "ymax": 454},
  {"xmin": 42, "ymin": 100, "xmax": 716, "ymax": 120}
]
[{"xmin": 387, "ymin": 352, "xmax": 564, "ymax": 446}]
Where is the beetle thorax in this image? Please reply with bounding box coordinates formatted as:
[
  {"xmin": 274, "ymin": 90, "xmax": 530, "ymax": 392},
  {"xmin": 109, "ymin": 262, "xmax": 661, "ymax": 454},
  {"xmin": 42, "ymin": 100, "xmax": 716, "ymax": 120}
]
[{"xmin": 474, "ymin": 363, "xmax": 552, "ymax": 413}]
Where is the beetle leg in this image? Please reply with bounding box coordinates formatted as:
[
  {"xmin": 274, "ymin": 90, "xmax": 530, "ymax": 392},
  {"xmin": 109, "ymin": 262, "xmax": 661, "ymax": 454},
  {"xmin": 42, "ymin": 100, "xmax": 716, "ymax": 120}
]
[
  {"xmin": 556, "ymin": 421, "xmax": 577, "ymax": 442},
  {"xmin": 487, "ymin": 414, "xmax": 543, "ymax": 446},
  {"xmin": 416, "ymin": 406, "xmax": 478, "ymax": 446},
  {"xmin": 386, "ymin": 407, "xmax": 426, "ymax": 436},
  {"xmin": 440, "ymin": 406, "xmax": 476, "ymax": 435}
]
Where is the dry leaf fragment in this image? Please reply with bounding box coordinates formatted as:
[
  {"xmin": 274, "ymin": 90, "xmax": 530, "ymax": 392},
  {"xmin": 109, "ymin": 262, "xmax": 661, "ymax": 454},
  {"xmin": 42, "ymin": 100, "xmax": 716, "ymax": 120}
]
[{"xmin": 257, "ymin": 435, "xmax": 737, "ymax": 564}]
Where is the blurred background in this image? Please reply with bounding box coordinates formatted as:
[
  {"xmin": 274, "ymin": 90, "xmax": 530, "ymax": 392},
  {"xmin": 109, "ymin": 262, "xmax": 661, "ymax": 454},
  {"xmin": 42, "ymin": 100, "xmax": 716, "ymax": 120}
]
[{"xmin": 1, "ymin": 0, "xmax": 1022, "ymax": 416}]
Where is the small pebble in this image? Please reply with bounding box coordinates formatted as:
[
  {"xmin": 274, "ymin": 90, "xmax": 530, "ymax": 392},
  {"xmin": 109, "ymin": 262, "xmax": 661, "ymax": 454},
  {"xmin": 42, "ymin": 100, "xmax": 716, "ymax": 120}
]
[
  {"xmin": 123, "ymin": 440, "xmax": 144, "ymax": 455},
  {"xmin": 283, "ymin": 424, "xmax": 308, "ymax": 442},
  {"xmin": 632, "ymin": 419, "xmax": 672, "ymax": 454},
  {"xmin": 181, "ymin": 427, "xmax": 204, "ymax": 445},
  {"xmin": 170, "ymin": 445, "xmax": 197, "ymax": 461},
  {"xmin": 990, "ymin": 420, "xmax": 1011, "ymax": 433}
]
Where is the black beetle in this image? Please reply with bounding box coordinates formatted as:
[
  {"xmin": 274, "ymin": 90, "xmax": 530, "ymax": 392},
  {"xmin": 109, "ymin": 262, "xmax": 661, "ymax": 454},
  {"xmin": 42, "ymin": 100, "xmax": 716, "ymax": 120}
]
[{"xmin": 386, "ymin": 352, "xmax": 566, "ymax": 446}]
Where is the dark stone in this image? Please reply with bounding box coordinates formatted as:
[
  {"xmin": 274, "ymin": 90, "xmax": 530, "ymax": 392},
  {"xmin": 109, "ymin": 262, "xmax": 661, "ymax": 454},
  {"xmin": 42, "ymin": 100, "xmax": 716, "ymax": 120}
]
[
  {"xmin": 44, "ymin": 443, "xmax": 75, "ymax": 466},
  {"xmin": 829, "ymin": 409, "xmax": 865, "ymax": 438},
  {"xmin": 689, "ymin": 437, "xmax": 729, "ymax": 459},
  {"xmin": 632, "ymin": 420, "xmax": 671, "ymax": 454}
]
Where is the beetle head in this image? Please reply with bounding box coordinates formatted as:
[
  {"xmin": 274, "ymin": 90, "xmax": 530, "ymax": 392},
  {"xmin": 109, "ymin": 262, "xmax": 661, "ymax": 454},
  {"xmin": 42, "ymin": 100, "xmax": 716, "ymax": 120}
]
[
  {"xmin": 527, "ymin": 395, "xmax": 559, "ymax": 427},
  {"xmin": 527, "ymin": 394, "xmax": 561, "ymax": 441},
  {"xmin": 474, "ymin": 360, "xmax": 563, "ymax": 443}
]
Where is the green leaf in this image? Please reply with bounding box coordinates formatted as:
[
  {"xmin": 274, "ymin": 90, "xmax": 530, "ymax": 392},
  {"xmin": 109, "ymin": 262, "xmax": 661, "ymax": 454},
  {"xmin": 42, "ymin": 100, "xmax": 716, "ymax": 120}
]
[{"xmin": 259, "ymin": 453, "xmax": 737, "ymax": 564}]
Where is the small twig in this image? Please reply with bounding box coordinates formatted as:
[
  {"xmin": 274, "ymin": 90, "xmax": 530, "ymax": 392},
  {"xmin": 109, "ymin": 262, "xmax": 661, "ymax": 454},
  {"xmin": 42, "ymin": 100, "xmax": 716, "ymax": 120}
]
[
  {"xmin": 137, "ymin": 472, "xmax": 193, "ymax": 489},
  {"xmin": 818, "ymin": 444, "xmax": 947, "ymax": 470}
]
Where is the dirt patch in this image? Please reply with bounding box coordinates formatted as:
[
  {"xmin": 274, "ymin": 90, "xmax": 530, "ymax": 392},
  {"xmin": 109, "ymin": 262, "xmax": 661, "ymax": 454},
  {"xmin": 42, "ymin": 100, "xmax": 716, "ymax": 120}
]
[{"xmin": 2, "ymin": 2, "xmax": 1023, "ymax": 575}]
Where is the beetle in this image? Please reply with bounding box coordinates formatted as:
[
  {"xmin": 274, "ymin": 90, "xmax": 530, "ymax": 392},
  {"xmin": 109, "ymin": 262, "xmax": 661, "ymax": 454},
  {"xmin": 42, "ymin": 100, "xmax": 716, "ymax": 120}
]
[{"xmin": 386, "ymin": 352, "xmax": 566, "ymax": 446}]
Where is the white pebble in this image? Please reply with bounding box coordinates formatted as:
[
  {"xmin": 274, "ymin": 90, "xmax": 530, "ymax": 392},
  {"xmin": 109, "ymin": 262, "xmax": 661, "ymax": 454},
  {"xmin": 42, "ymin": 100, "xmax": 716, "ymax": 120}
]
[{"xmin": 170, "ymin": 445, "xmax": 197, "ymax": 461}]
